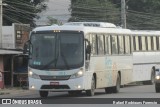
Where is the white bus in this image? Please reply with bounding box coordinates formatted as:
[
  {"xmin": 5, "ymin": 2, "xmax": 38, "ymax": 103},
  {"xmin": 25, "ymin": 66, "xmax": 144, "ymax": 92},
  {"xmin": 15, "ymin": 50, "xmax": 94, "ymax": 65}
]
[{"xmin": 24, "ymin": 22, "xmax": 160, "ymax": 97}]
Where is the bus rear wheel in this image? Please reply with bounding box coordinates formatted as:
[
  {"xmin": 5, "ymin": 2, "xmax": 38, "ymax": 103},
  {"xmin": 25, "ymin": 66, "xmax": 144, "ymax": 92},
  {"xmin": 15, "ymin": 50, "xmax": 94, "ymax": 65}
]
[
  {"xmin": 39, "ymin": 91, "xmax": 48, "ymax": 98},
  {"xmin": 86, "ymin": 76, "xmax": 95, "ymax": 96}
]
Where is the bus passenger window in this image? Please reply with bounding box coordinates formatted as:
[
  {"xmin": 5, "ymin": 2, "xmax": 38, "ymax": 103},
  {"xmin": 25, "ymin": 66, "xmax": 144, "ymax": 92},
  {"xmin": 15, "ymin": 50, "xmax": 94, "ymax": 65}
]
[
  {"xmin": 135, "ymin": 36, "xmax": 139, "ymax": 51},
  {"xmin": 153, "ymin": 36, "xmax": 157, "ymax": 50},
  {"xmin": 105, "ymin": 35, "xmax": 111, "ymax": 55},
  {"xmin": 145, "ymin": 37, "xmax": 148, "ymax": 50},
  {"xmin": 138, "ymin": 36, "xmax": 142, "ymax": 50},
  {"xmin": 90, "ymin": 34, "xmax": 97, "ymax": 55},
  {"xmin": 158, "ymin": 37, "xmax": 160, "ymax": 50},
  {"xmin": 97, "ymin": 35, "xmax": 104, "ymax": 55},
  {"xmin": 141, "ymin": 36, "xmax": 146, "ymax": 51},
  {"xmin": 118, "ymin": 35, "xmax": 124, "ymax": 54},
  {"xmin": 147, "ymin": 36, "xmax": 152, "ymax": 51},
  {"xmin": 111, "ymin": 35, "xmax": 118, "ymax": 54},
  {"xmin": 125, "ymin": 36, "xmax": 130, "ymax": 54},
  {"xmin": 156, "ymin": 37, "xmax": 159, "ymax": 50}
]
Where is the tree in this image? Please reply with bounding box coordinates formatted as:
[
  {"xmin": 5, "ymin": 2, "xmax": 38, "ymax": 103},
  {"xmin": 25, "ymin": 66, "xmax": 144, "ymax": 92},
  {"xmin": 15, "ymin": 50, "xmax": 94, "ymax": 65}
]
[
  {"xmin": 126, "ymin": 0, "xmax": 160, "ymax": 30},
  {"xmin": 109, "ymin": 0, "xmax": 160, "ymax": 30},
  {"xmin": 69, "ymin": 0, "xmax": 121, "ymax": 25},
  {"xmin": 3, "ymin": 0, "xmax": 48, "ymax": 27},
  {"xmin": 46, "ymin": 16, "xmax": 62, "ymax": 25}
]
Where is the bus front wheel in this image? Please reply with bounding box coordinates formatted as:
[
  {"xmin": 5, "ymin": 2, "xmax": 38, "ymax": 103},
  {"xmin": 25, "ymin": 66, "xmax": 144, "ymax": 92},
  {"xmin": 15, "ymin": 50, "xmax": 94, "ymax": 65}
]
[
  {"xmin": 39, "ymin": 91, "xmax": 48, "ymax": 98},
  {"xmin": 86, "ymin": 76, "xmax": 95, "ymax": 96}
]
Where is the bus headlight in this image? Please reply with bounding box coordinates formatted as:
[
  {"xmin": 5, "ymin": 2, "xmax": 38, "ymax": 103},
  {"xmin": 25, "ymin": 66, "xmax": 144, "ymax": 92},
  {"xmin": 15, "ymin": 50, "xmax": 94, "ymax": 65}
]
[
  {"xmin": 28, "ymin": 70, "xmax": 40, "ymax": 79},
  {"xmin": 70, "ymin": 68, "xmax": 84, "ymax": 79},
  {"xmin": 156, "ymin": 76, "xmax": 160, "ymax": 80}
]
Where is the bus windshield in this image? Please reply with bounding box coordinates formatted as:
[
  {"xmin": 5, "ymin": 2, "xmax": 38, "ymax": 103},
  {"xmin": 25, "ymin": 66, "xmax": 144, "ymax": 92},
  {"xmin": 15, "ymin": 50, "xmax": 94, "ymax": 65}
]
[{"xmin": 29, "ymin": 32, "xmax": 84, "ymax": 70}]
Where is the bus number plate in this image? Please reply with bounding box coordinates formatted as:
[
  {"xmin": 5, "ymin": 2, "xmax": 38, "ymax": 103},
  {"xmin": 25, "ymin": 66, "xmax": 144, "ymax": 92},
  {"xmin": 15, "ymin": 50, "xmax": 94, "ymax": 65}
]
[{"xmin": 50, "ymin": 82, "xmax": 59, "ymax": 85}]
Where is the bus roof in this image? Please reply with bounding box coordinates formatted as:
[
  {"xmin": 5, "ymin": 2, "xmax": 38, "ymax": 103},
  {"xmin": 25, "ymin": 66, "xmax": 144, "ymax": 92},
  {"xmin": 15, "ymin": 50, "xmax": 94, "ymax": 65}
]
[
  {"xmin": 33, "ymin": 22, "xmax": 160, "ymax": 36},
  {"xmin": 33, "ymin": 22, "xmax": 131, "ymax": 35}
]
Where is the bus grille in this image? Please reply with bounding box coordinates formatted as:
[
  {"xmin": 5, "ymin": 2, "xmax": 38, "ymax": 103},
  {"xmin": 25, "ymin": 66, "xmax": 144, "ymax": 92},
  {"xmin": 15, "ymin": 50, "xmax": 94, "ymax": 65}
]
[
  {"xmin": 41, "ymin": 85, "xmax": 70, "ymax": 89},
  {"xmin": 39, "ymin": 75, "xmax": 71, "ymax": 80}
]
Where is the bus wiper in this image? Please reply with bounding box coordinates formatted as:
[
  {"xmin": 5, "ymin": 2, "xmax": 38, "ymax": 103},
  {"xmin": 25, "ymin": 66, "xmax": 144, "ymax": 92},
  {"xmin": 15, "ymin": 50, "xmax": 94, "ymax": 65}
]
[
  {"xmin": 40, "ymin": 58, "xmax": 58, "ymax": 70},
  {"xmin": 41, "ymin": 35, "xmax": 59, "ymax": 70},
  {"xmin": 60, "ymin": 50, "xmax": 70, "ymax": 70}
]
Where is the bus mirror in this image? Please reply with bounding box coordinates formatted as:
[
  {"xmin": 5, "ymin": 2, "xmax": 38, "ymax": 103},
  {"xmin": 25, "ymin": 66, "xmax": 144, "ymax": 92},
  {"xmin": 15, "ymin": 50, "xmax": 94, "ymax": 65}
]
[
  {"xmin": 23, "ymin": 40, "xmax": 30, "ymax": 54},
  {"xmin": 86, "ymin": 45, "xmax": 91, "ymax": 54}
]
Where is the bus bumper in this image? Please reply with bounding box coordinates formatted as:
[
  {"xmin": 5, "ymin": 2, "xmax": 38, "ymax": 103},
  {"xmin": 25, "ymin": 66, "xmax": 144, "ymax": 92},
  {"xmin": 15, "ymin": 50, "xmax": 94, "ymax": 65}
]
[{"xmin": 28, "ymin": 77, "xmax": 85, "ymax": 91}]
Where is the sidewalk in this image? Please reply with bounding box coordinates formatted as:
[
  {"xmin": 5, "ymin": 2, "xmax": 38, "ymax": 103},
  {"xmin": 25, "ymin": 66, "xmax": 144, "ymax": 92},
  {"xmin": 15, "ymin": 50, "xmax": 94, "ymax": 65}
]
[{"xmin": 0, "ymin": 87, "xmax": 37, "ymax": 98}]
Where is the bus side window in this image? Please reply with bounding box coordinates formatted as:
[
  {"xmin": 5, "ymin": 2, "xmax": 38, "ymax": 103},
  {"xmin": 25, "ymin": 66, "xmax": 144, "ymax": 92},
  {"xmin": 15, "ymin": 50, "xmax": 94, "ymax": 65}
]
[
  {"xmin": 105, "ymin": 35, "xmax": 111, "ymax": 55},
  {"xmin": 153, "ymin": 36, "xmax": 157, "ymax": 51},
  {"xmin": 135, "ymin": 36, "xmax": 139, "ymax": 51},
  {"xmin": 156, "ymin": 36, "xmax": 159, "ymax": 50},
  {"xmin": 124, "ymin": 35, "xmax": 130, "ymax": 54},
  {"xmin": 151, "ymin": 36, "xmax": 154, "ymax": 50},
  {"xmin": 145, "ymin": 36, "xmax": 148, "ymax": 51},
  {"xmin": 158, "ymin": 37, "xmax": 160, "ymax": 50},
  {"xmin": 132, "ymin": 36, "xmax": 136, "ymax": 51},
  {"xmin": 111, "ymin": 35, "xmax": 118, "ymax": 54},
  {"xmin": 90, "ymin": 34, "xmax": 97, "ymax": 55},
  {"xmin": 97, "ymin": 34, "xmax": 105, "ymax": 55},
  {"xmin": 147, "ymin": 36, "xmax": 152, "ymax": 51},
  {"xmin": 118, "ymin": 35, "xmax": 124, "ymax": 54},
  {"xmin": 138, "ymin": 36, "xmax": 142, "ymax": 51},
  {"xmin": 141, "ymin": 36, "xmax": 146, "ymax": 51}
]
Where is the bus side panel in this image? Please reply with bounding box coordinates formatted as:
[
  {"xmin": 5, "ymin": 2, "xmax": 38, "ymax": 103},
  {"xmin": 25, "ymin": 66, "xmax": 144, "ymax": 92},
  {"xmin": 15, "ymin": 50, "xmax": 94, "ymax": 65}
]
[
  {"xmin": 106, "ymin": 55, "xmax": 133, "ymax": 86},
  {"xmin": 89, "ymin": 55, "xmax": 132, "ymax": 89},
  {"xmin": 132, "ymin": 52, "xmax": 160, "ymax": 82}
]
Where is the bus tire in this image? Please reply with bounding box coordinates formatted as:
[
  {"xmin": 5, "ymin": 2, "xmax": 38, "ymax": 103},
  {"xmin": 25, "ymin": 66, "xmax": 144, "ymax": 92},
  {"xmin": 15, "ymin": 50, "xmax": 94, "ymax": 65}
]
[
  {"xmin": 155, "ymin": 83, "xmax": 160, "ymax": 93},
  {"xmin": 86, "ymin": 76, "xmax": 95, "ymax": 96},
  {"xmin": 39, "ymin": 91, "xmax": 48, "ymax": 98},
  {"xmin": 112, "ymin": 74, "xmax": 121, "ymax": 93}
]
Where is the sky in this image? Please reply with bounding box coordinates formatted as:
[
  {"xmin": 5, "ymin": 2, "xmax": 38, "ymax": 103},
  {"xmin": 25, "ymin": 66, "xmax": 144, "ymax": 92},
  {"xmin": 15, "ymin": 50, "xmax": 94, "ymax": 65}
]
[{"xmin": 36, "ymin": 0, "xmax": 71, "ymax": 25}]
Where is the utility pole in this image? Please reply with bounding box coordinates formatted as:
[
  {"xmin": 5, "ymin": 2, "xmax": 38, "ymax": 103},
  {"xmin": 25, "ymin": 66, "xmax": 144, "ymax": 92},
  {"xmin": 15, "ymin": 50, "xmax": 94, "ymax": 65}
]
[
  {"xmin": 121, "ymin": 0, "xmax": 126, "ymax": 28},
  {"xmin": 0, "ymin": 0, "xmax": 2, "ymax": 48}
]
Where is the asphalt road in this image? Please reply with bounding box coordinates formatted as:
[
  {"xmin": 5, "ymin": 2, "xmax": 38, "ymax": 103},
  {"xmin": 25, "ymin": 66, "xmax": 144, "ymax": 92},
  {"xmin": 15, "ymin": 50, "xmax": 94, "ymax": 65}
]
[
  {"xmin": 1, "ymin": 84, "xmax": 160, "ymax": 98},
  {"xmin": 1, "ymin": 84, "xmax": 160, "ymax": 107}
]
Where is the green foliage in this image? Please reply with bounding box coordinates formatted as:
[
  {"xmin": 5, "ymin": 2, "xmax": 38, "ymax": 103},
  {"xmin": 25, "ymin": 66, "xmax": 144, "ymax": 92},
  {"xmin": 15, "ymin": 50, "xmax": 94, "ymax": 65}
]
[
  {"xmin": 109, "ymin": 0, "xmax": 160, "ymax": 30},
  {"xmin": 70, "ymin": 0, "xmax": 160, "ymax": 30},
  {"xmin": 69, "ymin": 0, "xmax": 121, "ymax": 25},
  {"xmin": 125, "ymin": 0, "xmax": 160, "ymax": 30},
  {"xmin": 3, "ymin": 0, "xmax": 47, "ymax": 27},
  {"xmin": 46, "ymin": 16, "xmax": 62, "ymax": 25}
]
